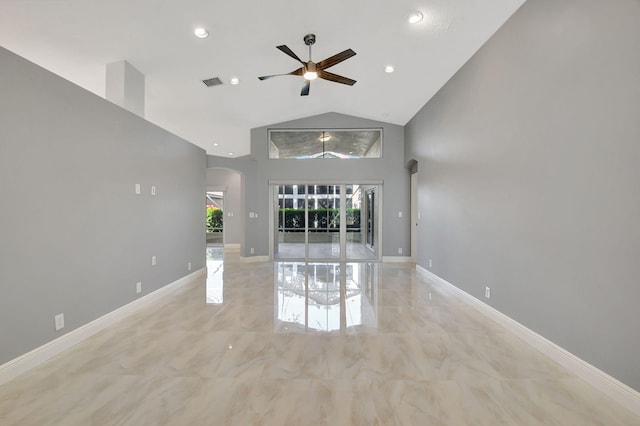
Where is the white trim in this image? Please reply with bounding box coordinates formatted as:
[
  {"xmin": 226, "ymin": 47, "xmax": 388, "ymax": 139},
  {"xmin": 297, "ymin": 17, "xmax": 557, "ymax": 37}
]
[
  {"xmin": 240, "ymin": 255, "xmax": 269, "ymax": 263},
  {"xmin": 382, "ymin": 256, "xmax": 413, "ymax": 263},
  {"xmin": 0, "ymin": 268, "xmax": 206, "ymax": 386},
  {"xmin": 224, "ymin": 243, "xmax": 241, "ymax": 249},
  {"xmin": 416, "ymin": 265, "xmax": 640, "ymax": 417}
]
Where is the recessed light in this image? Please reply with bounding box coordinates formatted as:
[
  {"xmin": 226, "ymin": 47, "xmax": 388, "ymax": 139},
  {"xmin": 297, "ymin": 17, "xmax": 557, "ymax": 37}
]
[
  {"xmin": 384, "ymin": 65, "xmax": 395, "ymax": 73},
  {"xmin": 230, "ymin": 77, "xmax": 240, "ymax": 85},
  {"xmin": 194, "ymin": 28, "xmax": 209, "ymax": 38},
  {"xmin": 228, "ymin": 152, "xmax": 235, "ymax": 156},
  {"xmin": 408, "ymin": 11, "xmax": 423, "ymax": 24},
  {"xmin": 213, "ymin": 143, "xmax": 219, "ymax": 147}
]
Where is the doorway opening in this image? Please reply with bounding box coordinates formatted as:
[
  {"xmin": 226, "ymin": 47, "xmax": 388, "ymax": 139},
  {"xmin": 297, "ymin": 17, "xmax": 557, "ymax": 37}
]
[
  {"xmin": 206, "ymin": 191, "xmax": 224, "ymax": 246},
  {"xmin": 411, "ymin": 172, "xmax": 418, "ymax": 262}
]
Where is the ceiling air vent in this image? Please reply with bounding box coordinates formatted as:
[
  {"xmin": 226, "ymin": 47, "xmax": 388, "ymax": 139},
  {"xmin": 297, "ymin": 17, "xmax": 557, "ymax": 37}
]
[{"xmin": 202, "ymin": 77, "xmax": 223, "ymax": 87}]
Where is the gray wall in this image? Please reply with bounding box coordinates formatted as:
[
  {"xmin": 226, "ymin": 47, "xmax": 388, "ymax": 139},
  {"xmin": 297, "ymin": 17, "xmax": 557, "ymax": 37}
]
[
  {"xmin": 0, "ymin": 46, "xmax": 206, "ymax": 365},
  {"xmin": 405, "ymin": 0, "xmax": 640, "ymax": 391},
  {"xmin": 206, "ymin": 168, "xmax": 243, "ymax": 245},
  {"xmin": 208, "ymin": 112, "xmax": 410, "ymax": 258}
]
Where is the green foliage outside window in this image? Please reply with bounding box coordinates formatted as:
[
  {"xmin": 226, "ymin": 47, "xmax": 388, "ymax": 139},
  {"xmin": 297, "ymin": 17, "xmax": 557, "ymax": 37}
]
[
  {"xmin": 278, "ymin": 208, "xmax": 360, "ymax": 231},
  {"xmin": 207, "ymin": 208, "xmax": 223, "ymax": 232}
]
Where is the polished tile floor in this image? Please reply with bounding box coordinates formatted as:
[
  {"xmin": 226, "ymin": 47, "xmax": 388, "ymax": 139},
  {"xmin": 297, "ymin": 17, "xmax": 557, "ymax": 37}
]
[{"xmin": 1, "ymin": 248, "xmax": 638, "ymax": 425}]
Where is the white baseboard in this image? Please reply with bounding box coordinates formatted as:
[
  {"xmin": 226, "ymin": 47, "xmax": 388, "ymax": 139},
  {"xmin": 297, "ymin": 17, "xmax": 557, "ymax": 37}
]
[
  {"xmin": 0, "ymin": 268, "xmax": 206, "ymax": 386},
  {"xmin": 382, "ymin": 256, "xmax": 413, "ymax": 263},
  {"xmin": 240, "ymin": 255, "xmax": 269, "ymax": 263},
  {"xmin": 416, "ymin": 265, "xmax": 640, "ymax": 417},
  {"xmin": 224, "ymin": 244, "xmax": 241, "ymax": 249}
]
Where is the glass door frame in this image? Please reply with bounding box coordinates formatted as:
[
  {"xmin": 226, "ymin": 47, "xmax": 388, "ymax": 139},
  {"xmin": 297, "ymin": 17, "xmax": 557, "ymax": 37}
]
[{"xmin": 270, "ymin": 180, "xmax": 382, "ymax": 262}]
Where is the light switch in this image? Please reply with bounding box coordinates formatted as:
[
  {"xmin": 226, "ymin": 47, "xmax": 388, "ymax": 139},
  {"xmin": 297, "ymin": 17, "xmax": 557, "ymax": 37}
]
[
  {"xmin": 54, "ymin": 313, "xmax": 64, "ymax": 331},
  {"xmin": 135, "ymin": 184, "xmax": 141, "ymax": 195}
]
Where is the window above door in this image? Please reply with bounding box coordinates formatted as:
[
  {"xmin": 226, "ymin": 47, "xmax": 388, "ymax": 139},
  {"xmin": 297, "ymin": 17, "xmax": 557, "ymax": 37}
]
[{"xmin": 268, "ymin": 128, "xmax": 382, "ymax": 159}]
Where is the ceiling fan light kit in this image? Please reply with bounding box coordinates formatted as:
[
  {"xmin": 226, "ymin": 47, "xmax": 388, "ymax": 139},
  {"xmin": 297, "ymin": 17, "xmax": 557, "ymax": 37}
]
[
  {"xmin": 258, "ymin": 34, "xmax": 357, "ymax": 96},
  {"xmin": 303, "ymin": 62, "xmax": 318, "ymax": 80}
]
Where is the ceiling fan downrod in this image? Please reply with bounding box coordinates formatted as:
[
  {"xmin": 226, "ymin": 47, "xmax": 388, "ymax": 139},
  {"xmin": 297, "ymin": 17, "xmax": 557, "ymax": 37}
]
[{"xmin": 304, "ymin": 34, "xmax": 315, "ymax": 61}]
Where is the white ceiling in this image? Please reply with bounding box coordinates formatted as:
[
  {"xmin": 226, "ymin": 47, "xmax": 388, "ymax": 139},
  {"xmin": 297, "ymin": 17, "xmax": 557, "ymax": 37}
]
[{"xmin": 0, "ymin": 0, "xmax": 525, "ymax": 157}]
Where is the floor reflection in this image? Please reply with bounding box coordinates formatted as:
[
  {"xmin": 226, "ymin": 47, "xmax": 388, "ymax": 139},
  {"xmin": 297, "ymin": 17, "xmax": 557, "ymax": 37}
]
[
  {"xmin": 275, "ymin": 262, "xmax": 378, "ymax": 332},
  {"xmin": 206, "ymin": 245, "xmax": 224, "ymax": 304}
]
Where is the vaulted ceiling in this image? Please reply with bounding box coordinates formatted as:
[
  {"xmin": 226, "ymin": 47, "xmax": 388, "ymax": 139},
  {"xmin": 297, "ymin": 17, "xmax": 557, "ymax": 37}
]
[{"xmin": 0, "ymin": 0, "xmax": 525, "ymax": 156}]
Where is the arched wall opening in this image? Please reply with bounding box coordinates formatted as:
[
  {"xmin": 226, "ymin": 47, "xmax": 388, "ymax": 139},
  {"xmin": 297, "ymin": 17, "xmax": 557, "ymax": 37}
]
[{"xmin": 206, "ymin": 167, "xmax": 244, "ymax": 248}]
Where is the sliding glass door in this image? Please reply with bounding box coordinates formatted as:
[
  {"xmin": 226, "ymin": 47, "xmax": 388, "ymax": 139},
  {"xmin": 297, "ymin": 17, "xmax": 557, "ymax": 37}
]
[
  {"xmin": 273, "ymin": 183, "xmax": 379, "ymax": 261},
  {"xmin": 307, "ymin": 184, "xmax": 340, "ymax": 259}
]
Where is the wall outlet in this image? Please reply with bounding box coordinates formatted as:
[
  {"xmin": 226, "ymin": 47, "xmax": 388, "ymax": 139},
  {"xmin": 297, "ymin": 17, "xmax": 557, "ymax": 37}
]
[
  {"xmin": 136, "ymin": 282, "xmax": 142, "ymax": 294},
  {"xmin": 188, "ymin": 262, "xmax": 192, "ymax": 271},
  {"xmin": 429, "ymin": 259, "xmax": 432, "ymax": 268},
  {"xmin": 250, "ymin": 247, "xmax": 255, "ymax": 254},
  {"xmin": 135, "ymin": 183, "xmax": 141, "ymax": 195},
  {"xmin": 54, "ymin": 313, "xmax": 64, "ymax": 331},
  {"xmin": 398, "ymin": 247, "xmax": 403, "ymax": 254},
  {"xmin": 151, "ymin": 256, "xmax": 157, "ymax": 266},
  {"xmin": 485, "ymin": 286, "xmax": 491, "ymax": 299}
]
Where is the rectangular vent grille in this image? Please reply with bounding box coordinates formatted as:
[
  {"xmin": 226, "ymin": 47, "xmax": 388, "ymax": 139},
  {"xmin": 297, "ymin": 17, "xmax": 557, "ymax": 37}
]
[{"xmin": 202, "ymin": 77, "xmax": 223, "ymax": 87}]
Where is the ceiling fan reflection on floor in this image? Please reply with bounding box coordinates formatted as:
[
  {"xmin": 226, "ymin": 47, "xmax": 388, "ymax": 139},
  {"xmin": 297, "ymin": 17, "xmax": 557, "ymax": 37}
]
[{"xmin": 258, "ymin": 34, "xmax": 357, "ymax": 96}]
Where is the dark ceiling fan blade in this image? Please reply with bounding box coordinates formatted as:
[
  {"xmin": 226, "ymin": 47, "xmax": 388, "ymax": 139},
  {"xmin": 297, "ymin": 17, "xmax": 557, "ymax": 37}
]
[
  {"xmin": 277, "ymin": 45, "xmax": 305, "ymax": 64},
  {"xmin": 316, "ymin": 49, "xmax": 356, "ymax": 70},
  {"xmin": 258, "ymin": 67, "xmax": 304, "ymax": 80},
  {"xmin": 301, "ymin": 80, "xmax": 310, "ymax": 96},
  {"xmin": 318, "ymin": 70, "xmax": 356, "ymax": 86}
]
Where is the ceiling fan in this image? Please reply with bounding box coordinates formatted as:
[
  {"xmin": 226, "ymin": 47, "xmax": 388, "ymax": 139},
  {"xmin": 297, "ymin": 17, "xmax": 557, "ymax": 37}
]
[{"xmin": 258, "ymin": 34, "xmax": 357, "ymax": 96}]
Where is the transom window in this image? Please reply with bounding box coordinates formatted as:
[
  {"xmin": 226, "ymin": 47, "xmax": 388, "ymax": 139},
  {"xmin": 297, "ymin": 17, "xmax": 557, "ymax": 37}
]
[{"xmin": 268, "ymin": 129, "xmax": 382, "ymax": 159}]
